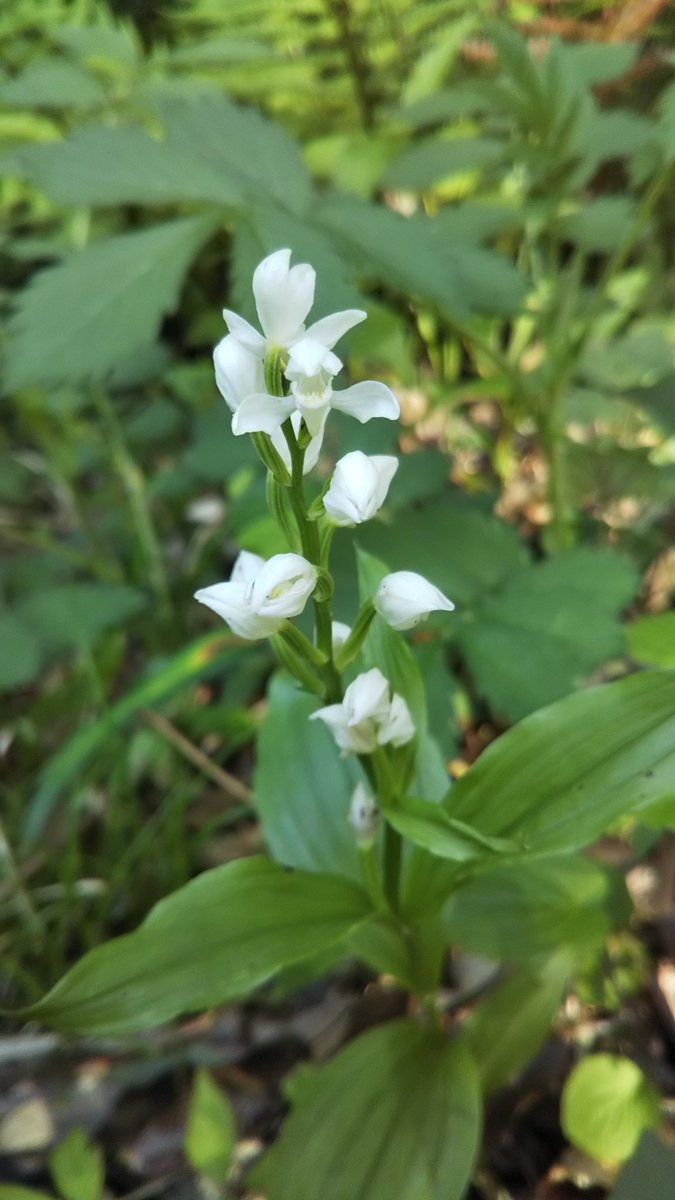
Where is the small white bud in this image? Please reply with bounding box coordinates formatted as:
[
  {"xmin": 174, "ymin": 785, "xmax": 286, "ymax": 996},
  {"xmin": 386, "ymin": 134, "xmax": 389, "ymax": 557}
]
[
  {"xmin": 374, "ymin": 571, "xmax": 455, "ymax": 631},
  {"xmin": 349, "ymin": 782, "xmax": 379, "ymax": 846},
  {"xmin": 323, "ymin": 452, "xmax": 398, "ymax": 526}
]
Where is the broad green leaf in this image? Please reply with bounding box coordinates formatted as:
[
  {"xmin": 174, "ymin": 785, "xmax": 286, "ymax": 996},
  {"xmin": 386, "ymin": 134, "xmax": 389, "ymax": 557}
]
[
  {"xmin": 402, "ymin": 14, "xmax": 477, "ymax": 104},
  {"xmin": 51, "ymin": 1128, "xmax": 104, "ymax": 1200},
  {"xmin": 251, "ymin": 1020, "xmax": 481, "ymax": 1200},
  {"xmin": 255, "ymin": 673, "xmax": 362, "ymax": 881},
  {"xmin": 443, "ymin": 858, "xmax": 613, "ymax": 963},
  {"xmin": 0, "ymin": 58, "xmax": 105, "ymax": 109},
  {"xmin": 609, "ymin": 1134, "xmax": 675, "ymax": 1200},
  {"xmin": 629, "ymin": 373, "xmax": 675, "ymax": 434},
  {"xmin": 5, "ymin": 215, "xmax": 217, "ymax": 390},
  {"xmin": 185, "ymin": 1070, "xmax": 236, "ymax": 1185},
  {"xmin": 562, "ymin": 1055, "xmax": 661, "ymax": 1165},
  {"xmin": 384, "ymin": 795, "xmax": 518, "ymax": 863},
  {"xmin": 629, "ymin": 613, "xmax": 675, "ymax": 669},
  {"xmin": 455, "ymin": 547, "xmax": 638, "ymax": 721},
  {"xmin": 25, "ymin": 858, "xmax": 370, "ymax": 1035},
  {"xmin": 25, "ymin": 633, "xmax": 242, "ymax": 845},
  {"xmin": 0, "ymin": 613, "xmax": 42, "ymax": 690},
  {"xmin": 559, "ymin": 41, "xmax": 636, "ymax": 87},
  {"xmin": 0, "ymin": 1189, "xmax": 53, "ymax": 1200},
  {"xmin": 468, "ymin": 957, "xmax": 571, "ymax": 1093},
  {"xmin": 445, "ymin": 670, "xmax": 675, "ymax": 853},
  {"xmin": 14, "ymin": 94, "xmax": 312, "ymax": 214},
  {"xmin": 557, "ymin": 196, "xmax": 636, "ymax": 253}
]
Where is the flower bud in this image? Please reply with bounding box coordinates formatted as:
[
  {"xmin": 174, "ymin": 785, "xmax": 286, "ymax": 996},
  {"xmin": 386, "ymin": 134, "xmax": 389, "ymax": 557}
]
[
  {"xmin": 349, "ymin": 782, "xmax": 379, "ymax": 847},
  {"xmin": 323, "ymin": 452, "xmax": 398, "ymax": 527},
  {"xmin": 374, "ymin": 571, "xmax": 455, "ymax": 631},
  {"xmin": 310, "ymin": 668, "xmax": 415, "ymax": 755},
  {"xmin": 195, "ymin": 551, "xmax": 317, "ymax": 640}
]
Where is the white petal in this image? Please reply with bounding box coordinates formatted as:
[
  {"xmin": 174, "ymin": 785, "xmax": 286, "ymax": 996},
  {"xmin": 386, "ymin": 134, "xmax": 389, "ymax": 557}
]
[
  {"xmin": 230, "ymin": 550, "xmax": 265, "ymax": 584},
  {"xmin": 252, "ymin": 553, "xmax": 317, "ymax": 618},
  {"xmin": 194, "ymin": 582, "xmax": 281, "ymax": 640},
  {"xmin": 298, "ymin": 398, "xmax": 330, "ymax": 439},
  {"xmin": 286, "ymin": 337, "xmax": 342, "ymax": 379},
  {"xmin": 330, "ymin": 380, "xmax": 400, "ymax": 423},
  {"xmin": 324, "ymin": 451, "xmax": 398, "ymax": 526},
  {"xmin": 344, "ymin": 668, "xmax": 390, "ymax": 725},
  {"xmin": 377, "ymin": 693, "xmax": 415, "ymax": 747},
  {"xmin": 213, "ymin": 335, "xmax": 265, "ymax": 412},
  {"xmin": 331, "ymin": 621, "xmax": 352, "ymax": 650},
  {"xmin": 253, "ymin": 249, "xmax": 315, "ymax": 347},
  {"xmin": 370, "ymin": 456, "xmax": 399, "ymax": 508},
  {"xmin": 222, "ymin": 309, "xmax": 266, "ymax": 356},
  {"xmin": 374, "ymin": 571, "xmax": 455, "ymax": 631},
  {"xmin": 232, "ymin": 393, "xmax": 295, "ymax": 435},
  {"xmin": 348, "ymin": 782, "xmax": 379, "ymax": 843},
  {"xmin": 304, "ymin": 309, "xmax": 367, "ymax": 349},
  {"xmin": 310, "ymin": 706, "xmax": 378, "ymax": 755}
]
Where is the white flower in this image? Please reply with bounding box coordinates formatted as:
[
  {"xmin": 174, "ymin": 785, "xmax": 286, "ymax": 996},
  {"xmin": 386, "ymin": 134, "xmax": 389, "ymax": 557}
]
[
  {"xmin": 195, "ymin": 550, "xmax": 317, "ymax": 640},
  {"xmin": 323, "ymin": 451, "xmax": 398, "ymax": 526},
  {"xmin": 310, "ymin": 667, "xmax": 415, "ymax": 755},
  {"xmin": 220, "ymin": 248, "xmax": 399, "ymax": 438},
  {"xmin": 349, "ymin": 782, "xmax": 379, "ymax": 846},
  {"xmin": 374, "ymin": 571, "xmax": 455, "ymax": 631},
  {"xmin": 222, "ymin": 248, "xmax": 366, "ymax": 358},
  {"xmin": 213, "ymin": 334, "xmax": 324, "ymax": 474}
]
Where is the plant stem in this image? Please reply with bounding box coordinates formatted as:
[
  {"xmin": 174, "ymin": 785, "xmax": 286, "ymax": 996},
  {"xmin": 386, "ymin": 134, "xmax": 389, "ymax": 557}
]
[{"xmin": 382, "ymin": 821, "xmax": 403, "ymax": 913}]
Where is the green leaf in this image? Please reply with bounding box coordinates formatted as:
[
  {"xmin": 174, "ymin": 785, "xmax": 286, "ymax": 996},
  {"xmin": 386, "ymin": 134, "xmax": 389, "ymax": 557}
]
[
  {"xmin": 0, "ymin": 612, "xmax": 42, "ymax": 690},
  {"xmin": 402, "ymin": 14, "xmax": 477, "ymax": 105},
  {"xmin": 51, "ymin": 1128, "xmax": 104, "ymax": 1200},
  {"xmin": 468, "ymin": 957, "xmax": 571, "ymax": 1093},
  {"xmin": 629, "ymin": 613, "xmax": 675, "ymax": 669},
  {"xmin": 445, "ymin": 671, "xmax": 675, "ymax": 853},
  {"xmin": 0, "ymin": 1189, "xmax": 53, "ymax": 1200},
  {"xmin": 255, "ymin": 673, "xmax": 362, "ymax": 881},
  {"xmin": 382, "ymin": 136, "xmax": 504, "ymax": 190},
  {"xmin": 14, "ymin": 94, "xmax": 312, "ymax": 214},
  {"xmin": 5, "ymin": 215, "xmax": 217, "ymax": 390},
  {"xmin": 25, "ymin": 858, "xmax": 370, "ymax": 1035},
  {"xmin": 359, "ymin": 494, "xmax": 526, "ymax": 608},
  {"xmin": 185, "ymin": 1069, "xmax": 236, "ymax": 1185},
  {"xmin": 455, "ymin": 547, "xmax": 638, "ymax": 721},
  {"xmin": 562, "ymin": 1055, "xmax": 661, "ymax": 1165},
  {"xmin": 250, "ymin": 1020, "xmax": 481, "ymax": 1200},
  {"xmin": 443, "ymin": 857, "xmax": 613, "ymax": 963},
  {"xmin": 384, "ymin": 795, "xmax": 518, "ymax": 862},
  {"xmin": 557, "ymin": 196, "xmax": 636, "ymax": 253},
  {"xmin": 22, "ymin": 583, "xmax": 146, "ymax": 653},
  {"xmin": 0, "ymin": 58, "xmax": 105, "ymax": 109},
  {"xmin": 609, "ymin": 1134, "xmax": 675, "ymax": 1200},
  {"xmin": 316, "ymin": 194, "xmax": 525, "ymax": 321}
]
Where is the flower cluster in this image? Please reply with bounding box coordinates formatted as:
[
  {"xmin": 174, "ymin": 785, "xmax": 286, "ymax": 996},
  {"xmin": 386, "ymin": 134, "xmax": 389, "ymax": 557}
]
[
  {"xmin": 311, "ymin": 669, "xmax": 415, "ymax": 755},
  {"xmin": 196, "ymin": 248, "xmax": 456, "ymax": 773}
]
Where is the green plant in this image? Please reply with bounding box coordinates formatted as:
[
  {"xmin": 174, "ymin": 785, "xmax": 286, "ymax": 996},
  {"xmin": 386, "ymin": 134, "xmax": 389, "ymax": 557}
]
[{"xmin": 16, "ymin": 249, "xmax": 675, "ymax": 1200}]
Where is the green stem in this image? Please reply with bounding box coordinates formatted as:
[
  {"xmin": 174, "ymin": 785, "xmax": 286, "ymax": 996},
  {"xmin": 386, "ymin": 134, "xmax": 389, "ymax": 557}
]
[
  {"xmin": 92, "ymin": 388, "xmax": 172, "ymax": 624},
  {"xmin": 382, "ymin": 820, "xmax": 403, "ymax": 913}
]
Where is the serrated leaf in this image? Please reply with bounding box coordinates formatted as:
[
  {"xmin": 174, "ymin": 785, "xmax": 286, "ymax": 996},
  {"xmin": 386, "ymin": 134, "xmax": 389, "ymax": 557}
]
[
  {"xmin": 445, "ymin": 670, "xmax": 675, "ymax": 854},
  {"xmin": 562, "ymin": 1055, "xmax": 661, "ymax": 1165},
  {"xmin": 185, "ymin": 1070, "xmax": 236, "ymax": 1185},
  {"xmin": 13, "ymin": 94, "xmax": 312, "ymax": 214},
  {"xmin": 24, "ymin": 858, "xmax": 370, "ymax": 1035},
  {"xmin": 0, "ymin": 58, "xmax": 105, "ymax": 109},
  {"xmin": 250, "ymin": 1020, "xmax": 481, "ymax": 1200},
  {"xmin": 5, "ymin": 215, "xmax": 216, "ymax": 389}
]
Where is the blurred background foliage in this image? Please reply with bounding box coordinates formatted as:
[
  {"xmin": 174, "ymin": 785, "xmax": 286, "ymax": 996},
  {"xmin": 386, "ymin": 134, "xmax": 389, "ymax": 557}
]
[{"xmin": 0, "ymin": 0, "xmax": 674, "ymax": 1004}]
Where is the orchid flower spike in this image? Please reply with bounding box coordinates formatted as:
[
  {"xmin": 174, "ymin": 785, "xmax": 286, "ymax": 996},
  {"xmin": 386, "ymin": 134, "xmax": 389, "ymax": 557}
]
[
  {"xmin": 195, "ymin": 550, "xmax": 317, "ymax": 640},
  {"xmin": 323, "ymin": 452, "xmax": 398, "ymax": 526},
  {"xmin": 310, "ymin": 667, "xmax": 415, "ymax": 755},
  {"xmin": 218, "ymin": 248, "xmax": 399, "ymax": 438},
  {"xmin": 374, "ymin": 571, "xmax": 455, "ymax": 631}
]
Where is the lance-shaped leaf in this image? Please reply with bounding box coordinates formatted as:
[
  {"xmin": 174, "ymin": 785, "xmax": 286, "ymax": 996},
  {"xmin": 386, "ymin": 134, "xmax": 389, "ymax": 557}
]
[
  {"xmin": 251, "ymin": 1020, "xmax": 481, "ymax": 1200},
  {"xmin": 24, "ymin": 858, "xmax": 370, "ymax": 1035},
  {"xmin": 445, "ymin": 670, "xmax": 675, "ymax": 854},
  {"xmin": 5, "ymin": 214, "xmax": 217, "ymax": 389}
]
